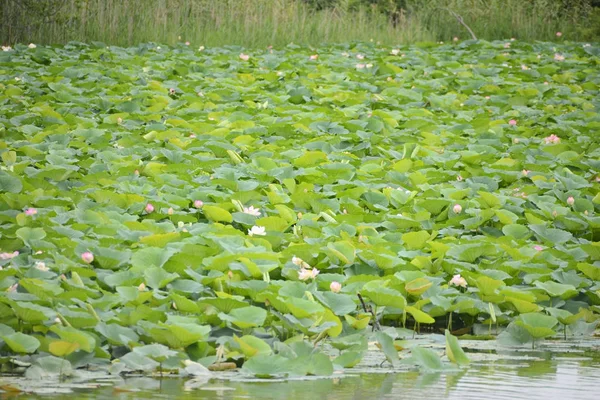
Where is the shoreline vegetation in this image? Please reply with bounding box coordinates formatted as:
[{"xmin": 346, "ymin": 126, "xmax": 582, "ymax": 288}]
[{"xmin": 2, "ymin": 0, "xmax": 600, "ymax": 48}]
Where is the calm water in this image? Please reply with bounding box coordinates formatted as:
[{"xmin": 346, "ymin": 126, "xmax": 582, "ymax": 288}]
[{"xmin": 6, "ymin": 351, "xmax": 600, "ymax": 400}]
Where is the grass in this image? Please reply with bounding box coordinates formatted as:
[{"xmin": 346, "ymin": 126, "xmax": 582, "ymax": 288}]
[
  {"xmin": 2, "ymin": 0, "xmax": 432, "ymax": 47},
  {"xmin": 1, "ymin": 0, "xmax": 597, "ymax": 47}
]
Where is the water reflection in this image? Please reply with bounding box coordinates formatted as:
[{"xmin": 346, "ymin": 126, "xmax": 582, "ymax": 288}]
[{"xmin": 4, "ymin": 355, "xmax": 600, "ymax": 400}]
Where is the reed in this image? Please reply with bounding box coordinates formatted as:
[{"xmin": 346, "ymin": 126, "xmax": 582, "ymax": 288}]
[{"xmin": 1, "ymin": 0, "xmax": 595, "ymax": 47}]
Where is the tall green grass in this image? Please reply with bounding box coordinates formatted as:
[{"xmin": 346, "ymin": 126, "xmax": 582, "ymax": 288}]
[
  {"xmin": 1, "ymin": 0, "xmax": 432, "ymax": 47},
  {"xmin": 1, "ymin": 0, "xmax": 596, "ymax": 47},
  {"xmin": 413, "ymin": 0, "xmax": 594, "ymax": 42}
]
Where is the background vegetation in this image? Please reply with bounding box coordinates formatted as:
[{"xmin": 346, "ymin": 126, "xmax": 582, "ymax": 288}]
[{"xmin": 2, "ymin": 0, "xmax": 600, "ymax": 48}]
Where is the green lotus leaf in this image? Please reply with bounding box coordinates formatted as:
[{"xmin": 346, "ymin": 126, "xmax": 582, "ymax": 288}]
[
  {"xmin": 445, "ymin": 330, "xmax": 470, "ymax": 365},
  {"xmin": 1, "ymin": 332, "xmax": 40, "ymax": 354}
]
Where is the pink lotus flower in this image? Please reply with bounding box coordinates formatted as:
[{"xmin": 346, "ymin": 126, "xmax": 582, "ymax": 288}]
[
  {"xmin": 509, "ymin": 119, "xmax": 517, "ymax": 126},
  {"xmin": 356, "ymin": 63, "xmax": 366, "ymax": 69},
  {"xmin": 239, "ymin": 53, "xmax": 250, "ymax": 61},
  {"xmin": 309, "ymin": 54, "xmax": 318, "ymax": 60},
  {"xmin": 81, "ymin": 251, "xmax": 94, "ymax": 264},
  {"xmin": 185, "ymin": 41, "xmax": 190, "ymax": 46},
  {"xmin": 6, "ymin": 283, "xmax": 17, "ymax": 293},
  {"xmin": 0, "ymin": 251, "xmax": 19, "ymax": 260},
  {"xmin": 554, "ymin": 53, "xmax": 565, "ymax": 61},
  {"xmin": 453, "ymin": 204, "xmax": 462, "ymax": 214},
  {"xmin": 504, "ymin": 42, "xmax": 511, "ymax": 48},
  {"xmin": 556, "ymin": 32, "xmax": 562, "ymax": 37},
  {"xmin": 292, "ymin": 256, "xmax": 303, "ymax": 266},
  {"xmin": 453, "ymin": 36, "xmax": 459, "ymax": 42},
  {"xmin": 449, "ymin": 274, "xmax": 467, "ymax": 288},
  {"xmin": 567, "ymin": 196, "xmax": 575, "ymax": 205},
  {"xmin": 169, "ymin": 88, "xmax": 176, "ymax": 95},
  {"xmin": 134, "ymin": 169, "xmax": 140, "ymax": 176},
  {"xmin": 25, "ymin": 208, "xmax": 37, "ymax": 216},
  {"xmin": 193, "ymin": 200, "xmax": 203, "ymax": 208},
  {"xmin": 356, "ymin": 54, "xmax": 365, "ymax": 60},
  {"xmin": 544, "ymin": 81, "xmax": 549, "ymax": 85},
  {"xmin": 167, "ymin": 207, "xmax": 174, "ymax": 215},
  {"xmin": 330, "ymin": 281, "xmax": 342, "ymax": 293},
  {"xmin": 521, "ymin": 65, "xmax": 529, "ymax": 70},
  {"xmin": 534, "ymin": 245, "xmax": 544, "ymax": 251},
  {"xmin": 145, "ymin": 203, "xmax": 154, "ymax": 213},
  {"xmin": 522, "ymin": 169, "xmax": 530, "ymax": 176},
  {"xmin": 544, "ymin": 134, "xmax": 561, "ymax": 144}
]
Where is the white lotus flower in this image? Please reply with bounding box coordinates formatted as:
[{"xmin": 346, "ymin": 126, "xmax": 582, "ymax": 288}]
[
  {"xmin": 243, "ymin": 206, "xmax": 261, "ymax": 216},
  {"xmin": 449, "ymin": 274, "xmax": 467, "ymax": 288},
  {"xmin": 298, "ymin": 268, "xmax": 319, "ymax": 281},
  {"xmin": 35, "ymin": 261, "xmax": 48, "ymax": 271},
  {"xmin": 292, "ymin": 256, "xmax": 303, "ymax": 266},
  {"xmin": 248, "ymin": 225, "xmax": 266, "ymax": 236}
]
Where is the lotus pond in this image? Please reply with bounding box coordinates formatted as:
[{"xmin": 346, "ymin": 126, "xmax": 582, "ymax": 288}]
[{"xmin": 0, "ymin": 40, "xmax": 599, "ymax": 395}]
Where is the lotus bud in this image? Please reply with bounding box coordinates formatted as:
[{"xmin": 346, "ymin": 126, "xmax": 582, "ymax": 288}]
[
  {"xmin": 81, "ymin": 251, "xmax": 94, "ymax": 264},
  {"xmin": 330, "ymin": 281, "xmax": 342, "ymax": 293}
]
